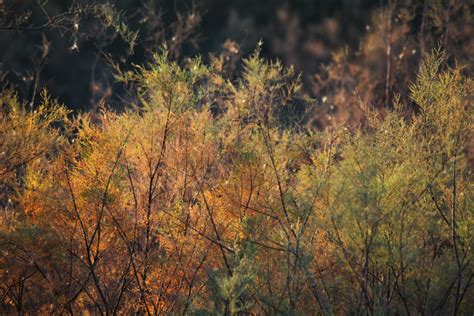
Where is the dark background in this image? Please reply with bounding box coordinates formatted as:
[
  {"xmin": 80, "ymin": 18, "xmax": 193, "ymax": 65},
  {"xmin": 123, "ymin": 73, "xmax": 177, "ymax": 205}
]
[{"xmin": 0, "ymin": 0, "xmax": 380, "ymax": 111}]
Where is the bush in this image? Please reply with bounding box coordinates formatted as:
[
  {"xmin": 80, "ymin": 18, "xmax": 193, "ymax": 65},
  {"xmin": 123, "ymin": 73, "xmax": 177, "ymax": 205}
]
[{"xmin": 0, "ymin": 46, "xmax": 472, "ymax": 314}]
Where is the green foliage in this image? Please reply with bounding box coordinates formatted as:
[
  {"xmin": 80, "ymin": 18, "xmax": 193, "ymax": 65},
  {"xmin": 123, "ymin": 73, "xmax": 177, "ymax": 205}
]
[
  {"xmin": 118, "ymin": 50, "xmax": 209, "ymax": 113},
  {"xmin": 230, "ymin": 43, "xmax": 306, "ymax": 128},
  {"xmin": 203, "ymin": 240, "xmax": 257, "ymax": 315}
]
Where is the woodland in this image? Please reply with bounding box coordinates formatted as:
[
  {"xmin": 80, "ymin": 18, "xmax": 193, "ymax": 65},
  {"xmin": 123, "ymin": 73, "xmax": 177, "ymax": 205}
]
[{"xmin": 0, "ymin": 0, "xmax": 473, "ymax": 314}]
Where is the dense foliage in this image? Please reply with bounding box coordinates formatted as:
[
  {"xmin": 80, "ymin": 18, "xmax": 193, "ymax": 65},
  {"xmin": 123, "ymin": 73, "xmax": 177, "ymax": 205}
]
[
  {"xmin": 1, "ymin": 45, "xmax": 473, "ymax": 314},
  {"xmin": 0, "ymin": 0, "xmax": 473, "ymax": 315}
]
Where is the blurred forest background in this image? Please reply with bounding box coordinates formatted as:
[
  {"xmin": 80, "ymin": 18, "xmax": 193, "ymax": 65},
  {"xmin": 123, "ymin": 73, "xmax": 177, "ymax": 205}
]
[
  {"xmin": 1, "ymin": 0, "xmax": 472, "ymax": 128},
  {"xmin": 1, "ymin": 0, "xmax": 381, "ymax": 112}
]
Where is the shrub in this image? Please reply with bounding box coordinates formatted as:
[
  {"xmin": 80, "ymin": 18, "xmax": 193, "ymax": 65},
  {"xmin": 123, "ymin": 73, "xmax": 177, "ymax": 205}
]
[{"xmin": 0, "ymin": 46, "xmax": 472, "ymax": 314}]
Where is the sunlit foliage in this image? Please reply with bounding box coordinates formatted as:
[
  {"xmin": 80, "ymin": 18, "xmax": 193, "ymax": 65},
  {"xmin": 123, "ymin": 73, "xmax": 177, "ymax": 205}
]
[{"xmin": 0, "ymin": 42, "xmax": 472, "ymax": 314}]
